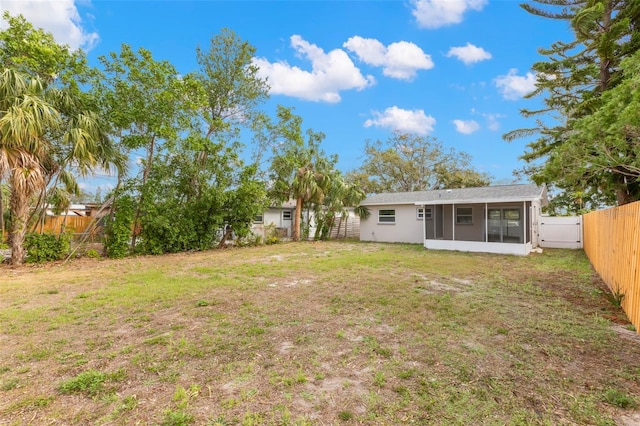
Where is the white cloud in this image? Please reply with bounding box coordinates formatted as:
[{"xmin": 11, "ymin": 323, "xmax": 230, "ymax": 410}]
[
  {"xmin": 343, "ymin": 36, "xmax": 434, "ymax": 81},
  {"xmin": 252, "ymin": 35, "xmax": 375, "ymax": 103},
  {"xmin": 411, "ymin": 0, "xmax": 487, "ymax": 29},
  {"xmin": 364, "ymin": 106, "xmax": 436, "ymax": 135},
  {"xmin": 1, "ymin": 0, "xmax": 99, "ymax": 50},
  {"xmin": 482, "ymin": 113, "xmax": 504, "ymax": 131},
  {"xmin": 446, "ymin": 43, "xmax": 491, "ymax": 65},
  {"xmin": 495, "ymin": 69, "xmax": 537, "ymax": 100},
  {"xmin": 452, "ymin": 119, "xmax": 480, "ymax": 135}
]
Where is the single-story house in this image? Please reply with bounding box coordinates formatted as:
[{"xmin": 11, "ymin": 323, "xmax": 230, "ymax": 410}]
[
  {"xmin": 359, "ymin": 183, "xmax": 548, "ymax": 255},
  {"xmin": 251, "ymin": 200, "xmax": 297, "ymax": 239}
]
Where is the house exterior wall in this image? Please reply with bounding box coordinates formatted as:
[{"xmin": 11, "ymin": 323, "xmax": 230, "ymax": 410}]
[
  {"xmin": 360, "ymin": 204, "xmax": 423, "ymax": 244},
  {"xmin": 251, "ymin": 207, "xmax": 294, "ymax": 238},
  {"xmin": 425, "ymin": 239, "xmax": 533, "ymax": 256}
]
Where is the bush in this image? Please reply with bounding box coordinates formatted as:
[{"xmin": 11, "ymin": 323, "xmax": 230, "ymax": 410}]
[
  {"xmin": 85, "ymin": 249, "xmax": 101, "ymax": 259},
  {"xmin": 25, "ymin": 233, "xmax": 71, "ymax": 263},
  {"xmin": 104, "ymin": 195, "xmax": 135, "ymax": 259}
]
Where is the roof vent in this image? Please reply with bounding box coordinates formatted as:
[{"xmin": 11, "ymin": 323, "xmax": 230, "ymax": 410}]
[{"xmin": 446, "ymin": 189, "xmax": 452, "ymax": 193}]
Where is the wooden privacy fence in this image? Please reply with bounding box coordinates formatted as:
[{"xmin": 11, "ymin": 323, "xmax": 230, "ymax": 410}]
[
  {"xmin": 33, "ymin": 216, "xmax": 97, "ymax": 236},
  {"xmin": 583, "ymin": 201, "xmax": 640, "ymax": 331}
]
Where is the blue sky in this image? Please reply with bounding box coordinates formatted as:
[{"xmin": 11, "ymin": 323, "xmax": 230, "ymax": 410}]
[{"xmin": 2, "ymin": 0, "xmax": 572, "ymax": 192}]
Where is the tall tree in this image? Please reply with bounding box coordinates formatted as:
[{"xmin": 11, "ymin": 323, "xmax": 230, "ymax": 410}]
[
  {"xmin": 505, "ymin": 0, "xmax": 640, "ymax": 205},
  {"xmin": 191, "ymin": 28, "xmax": 269, "ymax": 193},
  {"xmin": 0, "ymin": 69, "xmax": 119, "ymax": 265},
  {"xmin": 94, "ymin": 44, "xmax": 193, "ymax": 250},
  {"xmin": 312, "ymin": 172, "xmax": 365, "ymax": 240},
  {"xmin": 348, "ymin": 132, "xmax": 491, "ymax": 194},
  {"xmin": 0, "ymin": 14, "xmax": 122, "ymax": 265},
  {"xmin": 544, "ymin": 50, "xmax": 640, "ymax": 203},
  {"xmin": 268, "ymin": 106, "xmax": 334, "ymax": 241}
]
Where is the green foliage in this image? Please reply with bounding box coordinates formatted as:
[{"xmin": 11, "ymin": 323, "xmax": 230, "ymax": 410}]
[
  {"xmin": 93, "ymin": 29, "xmax": 269, "ymax": 257},
  {"xmin": 602, "ymin": 286, "xmax": 625, "ymax": 307},
  {"xmin": 507, "ymin": 0, "xmax": 640, "ymax": 205},
  {"xmin": 266, "ymin": 106, "xmax": 357, "ymax": 241},
  {"xmin": 162, "ymin": 410, "xmax": 194, "ymax": 426},
  {"xmin": 0, "ymin": 12, "xmax": 82, "ymax": 82},
  {"xmin": 602, "ymin": 388, "xmax": 638, "ymax": 409},
  {"xmin": 58, "ymin": 370, "xmax": 108, "ymax": 397},
  {"xmin": 264, "ymin": 223, "xmax": 279, "ymax": 245},
  {"xmin": 348, "ymin": 132, "xmax": 491, "ymax": 194},
  {"xmin": 24, "ymin": 233, "xmax": 70, "ymax": 263},
  {"xmin": 104, "ymin": 195, "xmax": 135, "ymax": 258},
  {"xmin": 1, "ymin": 377, "xmax": 19, "ymax": 391},
  {"xmin": 338, "ymin": 410, "xmax": 354, "ymax": 421},
  {"xmin": 0, "ymin": 15, "xmax": 123, "ymax": 265},
  {"xmin": 85, "ymin": 249, "xmax": 101, "ymax": 259}
]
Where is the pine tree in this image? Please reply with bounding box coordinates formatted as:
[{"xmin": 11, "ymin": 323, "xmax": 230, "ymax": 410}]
[{"xmin": 505, "ymin": 0, "xmax": 640, "ymax": 205}]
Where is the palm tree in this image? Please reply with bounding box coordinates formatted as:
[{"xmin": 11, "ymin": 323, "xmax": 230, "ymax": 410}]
[
  {"xmin": 0, "ymin": 68, "xmax": 122, "ymax": 265},
  {"xmin": 0, "ymin": 69, "xmax": 58, "ymax": 264}
]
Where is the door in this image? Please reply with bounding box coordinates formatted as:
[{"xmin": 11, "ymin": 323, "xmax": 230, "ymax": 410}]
[{"xmin": 488, "ymin": 208, "xmax": 522, "ymax": 243}]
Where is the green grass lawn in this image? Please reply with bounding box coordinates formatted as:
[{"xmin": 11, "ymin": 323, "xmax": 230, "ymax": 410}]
[{"xmin": 0, "ymin": 241, "xmax": 638, "ymax": 425}]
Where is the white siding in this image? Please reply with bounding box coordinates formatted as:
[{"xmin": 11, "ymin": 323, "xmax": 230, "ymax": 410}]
[
  {"xmin": 360, "ymin": 205, "xmax": 423, "ymax": 244},
  {"xmin": 251, "ymin": 208, "xmax": 294, "ymax": 238}
]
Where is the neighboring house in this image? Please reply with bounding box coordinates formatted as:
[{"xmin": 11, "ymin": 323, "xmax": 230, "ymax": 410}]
[
  {"xmin": 43, "ymin": 203, "xmax": 106, "ymax": 219},
  {"xmin": 251, "ymin": 200, "xmax": 297, "ymax": 239},
  {"xmin": 359, "ymin": 183, "xmax": 548, "ymax": 255},
  {"xmin": 250, "ymin": 201, "xmax": 360, "ymax": 241}
]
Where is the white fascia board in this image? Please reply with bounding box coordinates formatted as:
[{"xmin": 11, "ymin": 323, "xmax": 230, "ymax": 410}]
[
  {"xmin": 414, "ymin": 197, "xmax": 541, "ymax": 206},
  {"xmin": 360, "ymin": 201, "xmax": 418, "ymax": 206}
]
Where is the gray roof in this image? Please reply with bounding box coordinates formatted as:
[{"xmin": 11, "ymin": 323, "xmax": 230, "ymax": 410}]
[{"xmin": 361, "ymin": 183, "xmax": 547, "ymax": 206}]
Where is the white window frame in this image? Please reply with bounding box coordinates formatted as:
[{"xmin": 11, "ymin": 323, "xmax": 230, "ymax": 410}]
[
  {"xmin": 456, "ymin": 207, "xmax": 473, "ymax": 225},
  {"xmin": 417, "ymin": 207, "xmax": 424, "ymax": 220},
  {"xmin": 378, "ymin": 209, "xmax": 396, "ymax": 224},
  {"xmin": 253, "ymin": 213, "xmax": 264, "ymax": 224},
  {"xmin": 282, "ymin": 210, "xmax": 292, "ymax": 221}
]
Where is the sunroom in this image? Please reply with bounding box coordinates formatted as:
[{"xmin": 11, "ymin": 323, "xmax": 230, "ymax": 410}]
[{"xmin": 413, "ymin": 184, "xmax": 547, "ymax": 255}]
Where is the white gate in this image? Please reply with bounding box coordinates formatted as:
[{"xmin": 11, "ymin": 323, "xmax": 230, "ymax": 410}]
[{"xmin": 539, "ymin": 216, "xmax": 583, "ymax": 249}]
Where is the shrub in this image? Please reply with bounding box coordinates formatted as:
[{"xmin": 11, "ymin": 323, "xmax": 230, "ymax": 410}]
[
  {"xmin": 104, "ymin": 195, "xmax": 135, "ymax": 259},
  {"xmin": 264, "ymin": 223, "xmax": 280, "ymax": 245},
  {"xmin": 85, "ymin": 248, "xmax": 101, "ymax": 259},
  {"xmin": 25, "ymin": 233, "xmax": 71, "ymax": 263}
]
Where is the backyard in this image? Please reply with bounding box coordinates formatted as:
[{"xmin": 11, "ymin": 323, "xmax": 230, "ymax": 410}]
[{"xmin": 0, "ymin": 241, "xmax": 639, "ymax": 425}]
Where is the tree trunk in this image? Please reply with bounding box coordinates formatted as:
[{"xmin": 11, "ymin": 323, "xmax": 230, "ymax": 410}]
[
  {"xmin": 9, "ymin": 183, "xmax": 31, "ymax": 265},
  {"xmin": 0, "ymin": 177, "xmax": 4, "ymax": 242},
  {"xmin": 598, "ymin": 1, "xmax": 613, "ymax": 92},
  {"xmin": 131, "ymin": 134, "xmax": 156, "ymax": 251},
  {"xmin": 616, "ymin": 186, "xmax": 634, "ymax": 206},
  {"xmin": 335, "ymin": 216, "xmax": 343, "ymax": 240},
  {"xmin": 217, "ymin": 226, "xmax": 233, "ymax": 248},
  {"xmin": 293, "ymin": 197, "xmax": 303, "ymax": 241}
]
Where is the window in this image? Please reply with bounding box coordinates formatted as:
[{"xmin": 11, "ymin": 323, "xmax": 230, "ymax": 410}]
[
  {"xmin": 425, "ymin": 208, "xmax": 433, "ymax": 220},
  {"xmin": 253, "ymin": 213, "xmax": 264, "ymax": 223},
  {"xmin": 378, "ymin": 209, "xmax": 396, "ymax": 223},
  {"xmin": 456, "ymin": 207, "xmax": 473, "ymax": 224},
  {"xmin": 282, "ymin": 210, "xmax": 292, "ymax": 221}
]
